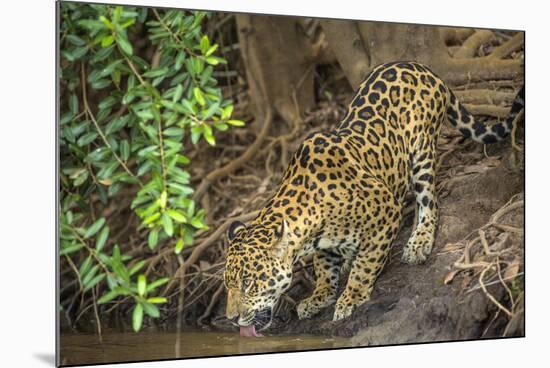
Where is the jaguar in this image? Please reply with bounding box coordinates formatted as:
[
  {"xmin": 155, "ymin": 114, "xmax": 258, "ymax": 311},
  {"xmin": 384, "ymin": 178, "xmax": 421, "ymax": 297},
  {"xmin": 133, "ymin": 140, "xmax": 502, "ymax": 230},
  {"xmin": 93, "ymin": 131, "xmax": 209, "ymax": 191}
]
[{"xmin": 223, "ymin": 61, "xmax": 524, "ymax": 337}]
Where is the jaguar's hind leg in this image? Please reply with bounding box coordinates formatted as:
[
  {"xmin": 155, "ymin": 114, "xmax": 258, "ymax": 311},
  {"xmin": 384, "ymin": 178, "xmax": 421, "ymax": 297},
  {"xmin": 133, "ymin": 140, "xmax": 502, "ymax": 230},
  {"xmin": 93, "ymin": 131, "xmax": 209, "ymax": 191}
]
[
  {"xmin": 297, "ymin": 248, "xmax": 342, "ymax": 320},
  {"xmin": 402, "ymin": 140, "xmax": 439, "ymax": 265}
]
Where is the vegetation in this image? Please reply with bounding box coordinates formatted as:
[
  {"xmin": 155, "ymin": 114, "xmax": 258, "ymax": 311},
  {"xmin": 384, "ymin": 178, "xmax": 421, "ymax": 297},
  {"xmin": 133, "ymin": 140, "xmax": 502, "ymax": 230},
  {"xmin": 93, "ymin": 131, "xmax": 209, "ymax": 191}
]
[{"xmin": 59, "ymin": 3, "xmax": 243, "ymax": 331}]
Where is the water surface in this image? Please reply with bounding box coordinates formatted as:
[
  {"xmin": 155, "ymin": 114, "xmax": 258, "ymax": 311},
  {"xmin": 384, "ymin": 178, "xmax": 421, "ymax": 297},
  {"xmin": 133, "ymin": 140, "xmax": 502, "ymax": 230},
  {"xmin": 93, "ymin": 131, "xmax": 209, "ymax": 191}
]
[{"xmin": 60, "ymin": 328, "xmax": 355, "ymax": 366}]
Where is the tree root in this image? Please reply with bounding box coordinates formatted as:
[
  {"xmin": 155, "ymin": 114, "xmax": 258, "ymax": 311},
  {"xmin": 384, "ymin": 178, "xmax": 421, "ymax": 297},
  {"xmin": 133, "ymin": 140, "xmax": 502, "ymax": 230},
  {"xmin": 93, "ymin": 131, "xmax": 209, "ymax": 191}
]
[
  {"xmin": 489, "ymin": 33, "xmax": 524, "ymax": 60},
  {"xmin": 454, "ymin": 89, "xmax": 515, "ymax": 105},
  {"xmin": 446, "ymin": 193, "xmax": 524, "ymax": 336},
  {"xmin": 442, "ymin": 28, "xmax": 475, "ymax": 44},
  {"xmin": 454, "ymin": 30, "xmax": 496, "ymax": 58},
  {"xmin": 462, "ymin": 104, "xmax": 509, "ymax": 118}
]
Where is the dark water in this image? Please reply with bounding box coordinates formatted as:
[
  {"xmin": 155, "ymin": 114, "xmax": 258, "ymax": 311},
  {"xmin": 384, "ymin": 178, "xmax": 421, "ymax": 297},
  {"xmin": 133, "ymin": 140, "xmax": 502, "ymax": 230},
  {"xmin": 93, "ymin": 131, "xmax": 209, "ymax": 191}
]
[{"xmin": 60, "ymin": 329, "xmax": 356, "ymax": 366}]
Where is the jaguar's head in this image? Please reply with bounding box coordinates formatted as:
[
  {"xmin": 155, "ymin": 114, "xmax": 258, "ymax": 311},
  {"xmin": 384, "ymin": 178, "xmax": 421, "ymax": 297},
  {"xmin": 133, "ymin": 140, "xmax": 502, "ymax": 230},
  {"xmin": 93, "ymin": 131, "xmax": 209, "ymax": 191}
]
[{"xmin": 223, "ymin": 219, "xmax": 294, "ymax": 335}]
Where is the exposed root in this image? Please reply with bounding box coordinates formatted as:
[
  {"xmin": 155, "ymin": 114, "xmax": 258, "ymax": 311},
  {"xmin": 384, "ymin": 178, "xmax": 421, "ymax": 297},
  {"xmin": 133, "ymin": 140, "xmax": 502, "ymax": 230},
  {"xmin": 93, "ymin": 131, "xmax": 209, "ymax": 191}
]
[
  {"xmin": 462, "ymin": 104, "xmax": 509, "ymax": 118},
  {"xmin": 489, "ymin": 33, "xmax": 524, "ymax": 60},
  {"xmin": 454, "ymin": 30, "xmax": 495, "ymax": 58},
  {"xmin": 454, "ymin": 89, "xmax": 515, "ymax": 105},
  {"xmin": 446, "ymin": 193, "xmax": 524, "ymax": 336}
]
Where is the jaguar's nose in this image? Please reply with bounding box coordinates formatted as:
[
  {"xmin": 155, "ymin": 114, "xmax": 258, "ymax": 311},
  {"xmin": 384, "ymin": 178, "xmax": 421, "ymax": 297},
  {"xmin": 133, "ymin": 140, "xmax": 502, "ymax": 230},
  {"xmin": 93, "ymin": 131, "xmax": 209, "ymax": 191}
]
[{"xmin": 228, "ymin": 315, "xmax": 239, "ymax": 324}]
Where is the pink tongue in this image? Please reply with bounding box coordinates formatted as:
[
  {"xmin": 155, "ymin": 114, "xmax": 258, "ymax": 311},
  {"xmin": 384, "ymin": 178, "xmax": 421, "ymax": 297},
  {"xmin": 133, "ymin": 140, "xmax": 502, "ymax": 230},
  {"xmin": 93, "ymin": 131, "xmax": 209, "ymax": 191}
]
[{"xmin": 240, "ymin": 325, "xmax": 263, "ymax": 337}]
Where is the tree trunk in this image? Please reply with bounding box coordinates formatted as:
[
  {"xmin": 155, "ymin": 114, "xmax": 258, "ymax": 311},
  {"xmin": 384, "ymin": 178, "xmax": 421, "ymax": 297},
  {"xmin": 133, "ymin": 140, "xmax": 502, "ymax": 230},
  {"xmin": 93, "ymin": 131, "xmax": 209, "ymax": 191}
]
[{"xmin": 236, "ymin": 14, "xmax": 316, "ymax": 129}]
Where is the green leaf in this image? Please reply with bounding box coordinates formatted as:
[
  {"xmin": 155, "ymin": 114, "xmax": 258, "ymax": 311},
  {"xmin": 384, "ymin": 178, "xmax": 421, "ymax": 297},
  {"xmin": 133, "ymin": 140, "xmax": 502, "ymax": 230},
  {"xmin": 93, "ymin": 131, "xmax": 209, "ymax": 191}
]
[
  {"xmin": 199, "ymin": 35, "xmax": 210, "ymax": 54},
  {"xmin": 105, "ymin": 115, "xmax": 128, "ymax": 135},
  {"xmin": 95, "ymin": 226, "xmax": 109, "ymax": 251},
  {"xmin": 175, "ymin": 51, "xmax": 186, "ymax": 70},
  {"xmin": 162, "ymin": 213, "xmax": 174, "ymax": 236},
  {"xmin": 84, "ymin": 218, "xmax": 106, "ymax": 238},
  {"xmin": 141, "ymin": 301, "xmax": 160, "ymax": 318},
  {"xmin": 116, "ymin": 34, "xmax": 133, "ymax": 55},
  {"xmin": 72, "ymin": 170, "xmax": 89, "ymax": 187},
  {"xmin": 174, "ymin": 238, "xmax": 184, "ymax": 254},
  {"xmin": 172, "ymin": 84, "xmax": 183, "ymax": 103},
  {"xmin": 163, "ymin": 127, "xmax": 184, "ymax": 137},
  {"xmin": 132, "ymin": 303, "xmax": 144, "ymax": 332},
  {"xmin": 97, "ymin": 289, "xmax": 120, "ymax": 304},
  {"xmin": 120, "ymin": 18, "xmax": 135, "ymax": 29},
  {"xmin": 99, "ymin": 15, "xmax": 114, "ymax": 30},
  {"xmin": 120, "ymin": 140, "xmax": 130, "ymax": 161},
  {"xmin": 129, "ymin": 260, "xmax": 146, "ymax": 276},
  {"xmin": 82, "ymin": 265, "xmax": 99, "ymax": 286},
  {"xmin": 77, "ymin": 132, "xmax": 98, "ymax": 146},
  {"xmin": 202, "ymin": 102, "xmax": 219, "ymax": 120},
  {"xmin": 143, "ymin": 67, "xmax": 168, "ymax": 78},
  {"xmin": 113, "ymin": 6, "xmax": 122, "ymax": 23},
  {"xmin": 227, "ymin": 119, "xmax": 245, "ymax": 126},
  {"xmin": 148, "ymin": 228, "xmax": 159, "ymax": 250},
  {"xmin": 191, "ymin": 217, "xmax": 206, "ymax": 229},
  {"xmin": 83, "ymin": 274, "xmax": 105, "ymax": 292},
  {"xmin": 203, "ymin": 127, "xmax": 215, "ymax": 146},
  {"xmin": 193, "ymin": 87, "xmax": 205, "ymax": 106},
  {"xmin": 91, "ymin": 79, "xmax": 111, "ymax": 90},
  {"xmin": 66, "ymin": 34, "xmax": 86, "ymax": 46},
  {"xmin": 159, "ymin": 190, "xmax": 168, "ymax": 210},
  {"xmin": 97, "ymin": 160, "xmax": 119, "ymax": 180},
  {"xmin": 166, "ymin": 209, "xmax": 186, "ymax": 223},
  {"xmin": 143, "ymin": 212, "xmax": 161, "ymax": 225},
  {"xmin": 72, "ymin": 46, "xmax": 88, "ymax": 60},
  {"xmin": 101, "ymin": 35, "xmax": 114, "ymax": 47},
  {"xmin": 146, "ymin": 277, "xmax": 169, "ymax": 292},
  {"xmin": 69, "ymin": 94, "xmax": 79, "ymax": 115},
  {"xmin": 205, "ymin": 56, "xmax": 219, "ymax": 66},
  {"xmin": 191, "ymin": 126, "xmax": 202, "ymax": 144},
  {"xmin": 147, "ymin": 297, "xmax": 167, "ymax": 304},
  {"xmin": 205, "ymin": 44, "xmax": 218, "ymax": 57},
  {"xmin": 60, "ymin": 243, "xmax": 85, "ymax": 256},
  {"xmin": 221, "ymin": 104, "xmax": 233, "ymax": 120},
  {"xmin": 137, "ymin": 274, "xmax": 146, "ymax": 296},
  {"xmin": 78, "ymin": 256, "xmax": 93, "ymax": 278},
  {"xmin": 91, "ymin": 44, "xmax": 114, "ymax": 62}
]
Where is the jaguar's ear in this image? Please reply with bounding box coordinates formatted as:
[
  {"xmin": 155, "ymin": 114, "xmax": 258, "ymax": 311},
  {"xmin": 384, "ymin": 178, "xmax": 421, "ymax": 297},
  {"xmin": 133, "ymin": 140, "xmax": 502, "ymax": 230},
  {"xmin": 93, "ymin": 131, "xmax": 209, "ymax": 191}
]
[
  {"xmin": 272, "ymin": 220, "xmax": 291, "ymax": 259},
  {"xmin": 227, "ymin": 221, "xmax": 246, "ymax": 241}
]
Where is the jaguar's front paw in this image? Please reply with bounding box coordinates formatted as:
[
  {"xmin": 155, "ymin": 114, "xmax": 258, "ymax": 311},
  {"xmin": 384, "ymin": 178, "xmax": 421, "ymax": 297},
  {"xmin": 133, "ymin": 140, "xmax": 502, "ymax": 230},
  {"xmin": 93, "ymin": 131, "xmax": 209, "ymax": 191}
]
[
  {"xmin": 332, "ymin": 300, "xmax": 355, "ymax": 322},
  {"xmin": 297, "ymin": 297, "xmax": 330, "ymax": 320},
  {"xmin": 401, "ymin": 232, "xmax": 434, "ymax": 265}
]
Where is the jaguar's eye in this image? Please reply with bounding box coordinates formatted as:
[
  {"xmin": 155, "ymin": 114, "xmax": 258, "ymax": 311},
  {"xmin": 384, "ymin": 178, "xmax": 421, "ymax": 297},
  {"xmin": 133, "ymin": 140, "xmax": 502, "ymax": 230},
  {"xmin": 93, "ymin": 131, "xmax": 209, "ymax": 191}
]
[{"xmin": 242, "ymin": 279, "xmax": 251, "ymax": 290}]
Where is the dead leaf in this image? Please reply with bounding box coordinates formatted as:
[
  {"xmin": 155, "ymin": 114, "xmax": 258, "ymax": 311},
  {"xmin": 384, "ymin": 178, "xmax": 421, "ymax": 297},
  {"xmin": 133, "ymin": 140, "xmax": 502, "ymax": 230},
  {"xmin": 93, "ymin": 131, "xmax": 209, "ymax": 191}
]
[
  {"xmin": 503, "ymin": 260, "xmax": 520, "ymax": 280},
  {"xmin": 444, "ymin": 269, "xmax": 460, "ymax": 285}
]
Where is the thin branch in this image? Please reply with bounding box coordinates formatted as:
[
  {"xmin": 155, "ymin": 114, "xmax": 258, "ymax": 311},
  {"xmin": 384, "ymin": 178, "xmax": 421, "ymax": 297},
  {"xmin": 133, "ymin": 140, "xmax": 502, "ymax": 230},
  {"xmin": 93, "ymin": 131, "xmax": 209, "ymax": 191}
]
[
  {"xmin": 80, "ymin": 63, "xmax": 142, "ymax": 186},
  {"xmin": 152, "ymin": 9, "xmax": 201, "ymax": 59}
]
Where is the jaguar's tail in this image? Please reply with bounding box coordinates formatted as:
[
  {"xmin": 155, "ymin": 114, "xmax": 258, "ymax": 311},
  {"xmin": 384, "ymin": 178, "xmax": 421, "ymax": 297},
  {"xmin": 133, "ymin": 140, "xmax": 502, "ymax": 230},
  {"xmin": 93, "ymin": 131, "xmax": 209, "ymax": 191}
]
[{"xmin": 446, "ymin": 86, "xmax": 524, "ymax": 144}]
